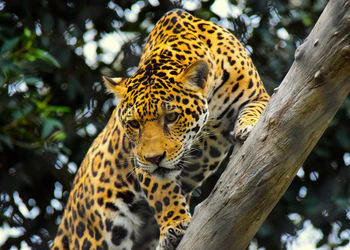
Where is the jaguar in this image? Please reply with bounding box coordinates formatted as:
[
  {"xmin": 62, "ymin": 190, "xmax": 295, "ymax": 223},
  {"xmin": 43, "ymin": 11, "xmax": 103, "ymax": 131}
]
[{"xmin": 52, "ymin": 9, "xmax": 270, "ymax": 250}]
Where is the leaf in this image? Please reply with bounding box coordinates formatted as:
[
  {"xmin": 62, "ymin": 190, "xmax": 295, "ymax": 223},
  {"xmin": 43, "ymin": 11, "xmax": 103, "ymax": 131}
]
[
  {"xmin": 50, "ymin": 131, "xmax": 67, "ymax": 141},
  {"xmin": 339, "ymin": 239, "xmax": 350, "ymax": 247},
  {"xmin": 302, "ymin": 15, "xmax": 312, "ymax": 26},
  {"xmin": 23, "ymin": 28, "xmax": 31, "ymax": 38},
  {"xmin": 0, "ymin": 134, "xmax": 13, "ymax": 149},
  {"xmin": 46, "ymin": 105, "xmax": 71, "ymax": 113},
  {"xmin": 41, "ymin": 118, "xmax": 63, "ymax": 138},
  {"xmin": 24, "ymin": 77, "xmax": 42, "ymax": 85},
  {"xmin": 26, "ymin": 48, "xmax": 61, "ymax": 68},
  {"xmin": 1, "ymin": 37, "xmax": 20, "ymax": 53}
]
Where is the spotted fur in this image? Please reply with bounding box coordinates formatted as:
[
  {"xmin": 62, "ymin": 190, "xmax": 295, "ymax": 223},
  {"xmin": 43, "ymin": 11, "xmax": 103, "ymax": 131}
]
[{"xmin": 52, "ymin": 9, "xmax": 270, "ymax": 250}]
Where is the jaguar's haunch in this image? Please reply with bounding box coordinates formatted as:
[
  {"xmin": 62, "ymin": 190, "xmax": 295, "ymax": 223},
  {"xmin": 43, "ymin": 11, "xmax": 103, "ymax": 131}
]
[{"xmin": 53, "ymin": 9, "xmax": 270, "ymax": 250}]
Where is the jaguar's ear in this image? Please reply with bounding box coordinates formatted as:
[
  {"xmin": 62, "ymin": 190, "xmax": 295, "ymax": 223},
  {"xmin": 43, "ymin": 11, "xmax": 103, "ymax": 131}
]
[
  {"xmin": 103, "ymin": 76, "xmax": 128, "ymax": 98},
  {"xmin": 180, "ymin": 60, "xmax": 209, "ymax": 93}
]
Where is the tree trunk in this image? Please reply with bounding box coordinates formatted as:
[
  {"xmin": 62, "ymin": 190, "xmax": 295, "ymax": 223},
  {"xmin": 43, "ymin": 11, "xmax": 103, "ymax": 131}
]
[{"xmin": 177, "ymin": 0, "xmax": 350, "ymax": 249}]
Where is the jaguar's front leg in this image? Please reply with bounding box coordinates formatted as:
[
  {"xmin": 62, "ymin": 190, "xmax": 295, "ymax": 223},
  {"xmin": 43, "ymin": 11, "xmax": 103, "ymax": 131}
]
[
  {"xmin": 232, "ymin": 98, "xmax": 269, "ymax": 141},
  {"xmin": 136, "ymin": 170, "xmax": 191, "ymax": 250}
]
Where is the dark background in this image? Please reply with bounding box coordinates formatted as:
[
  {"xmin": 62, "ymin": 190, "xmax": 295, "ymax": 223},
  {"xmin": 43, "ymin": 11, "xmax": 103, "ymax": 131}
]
[{"xmin": 0, "ymin": 0, "xmax": 349, "ymax": 249}]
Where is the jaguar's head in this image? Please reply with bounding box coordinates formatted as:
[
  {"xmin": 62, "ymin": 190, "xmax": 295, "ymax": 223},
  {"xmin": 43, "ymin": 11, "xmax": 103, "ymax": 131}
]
[{"xmin": 103, "ymin": 60, "xmax": 210, "ymax": 179}]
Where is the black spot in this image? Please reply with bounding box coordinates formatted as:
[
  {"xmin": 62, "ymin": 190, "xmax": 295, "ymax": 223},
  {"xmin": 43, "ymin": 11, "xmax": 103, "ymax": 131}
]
[
  {"xmin": 114, "ymin": 182, "xmax": 122, "ymax": 188},
  {"xmin": 232, "ymin": 83, "xmax": 239, "ymax": 93},
  {"xmin": 118, "ymin": 152, "xmax": 123, "ymax": 159},
  {"xmin": 144, "ymin": 177, "xmax": 151, "ymax": 187},
  {"xmin": 88, "ymin": 227, "xmax": 94, "ymax": 238},
  {"xmin": 223, "ymin": 96, "xmax": 230, "ymax": 104},
  {"xmin": 176, "ymin": 54, "xmax": 186, "ymax": 61},
  {"xmin": 95, "ymin": 228, "xmax": 102, "ymax": 241},
  {"xmin": 167, "ymin": 211, "xmax": 174, "ymax": 218},
  {"xmin": 134, "ymin": 181, "xmax": 141, "ymax": 192},
  {"xmin": 198, "ymin": 23, "xmax": 206, "ymax": 31},
  {"xmin": 191, "ymin": 125, "xmax": 200, "ymax": 133},
  {"xmin": 228, "ymin": 57, "xmax": 236, "ymax": 65},
  {"xmin": 206, "ymin": 39, "xmax": 212, "ymax": 48},
  {"xmin": 217, "ymin": 102, "xmax": 233, "ymax": 120},
  {"xmin": 76, "ymin": 222, "xmax": 85, "ymax": 238},
  {"xmin": 237, "ymin": 74, "xmax": 244, "ymax": 81},
  {"xmin": 232, "ymin": 90, "xmax": 244, "ymax": 104},
  {"xmin": 106, "ymin": 202, "xmax": 119, "ymax": 211},
  {"xmin": 151, "ymin": 183, "xmax": 158, "ymax": 193},
  {"xmin": 171, "ymin": 16, "xmax": 177, "ymax": 24},
  {"xmin": 73, "ymin": 210, "xmax": 77, "ymax": 220},
  {"xmin": 105, "ymin": 219, "xmax": 113, "ymax": 232},
  {"xmin": 193, "ymin": 173, "xmax": 204, "ymax": 181},
  {"xmin": 62, "ymin": 235, "xmax": 69, "ymax": 249},
  {"xmin": 138, "ymin": 173, "xmax": 143, "ymax": 182},
  {"xmin": 226, "ymin": 108, "xmax": 236, "ymax": 119},
  {"xmin": 75, "ymin": 239, "xmax": 80, "ymax": 249},
  {"xmin": 115, "ymin": 159, "xmax": 122, "ymax": 169},
  {"xmin": 143, "ymin": 189, "xmax": 148, "ymax": 197},
  {"xmin": 212, "ymin": 70, "xmax": 230, "ymax": 96},
  {"xmin": 77, "ymin": 202, "xmax": 86, "ymax": 218},
  {"xmin": 163, "ymin": 19, "xmax": 169, "ymax": 27},
  {"xmin": 190, "ymin": 148, "xmax": 202, "ymax": 158},
  {"xmin": 131, "ymin": 232, "xmax": 136, "ymax": 241},
  {"xmin": 157, "ymin": 72, "xmax": 166, "ymax": 77},
  {"xmin": 97, "ymin": 241, "xmax": 108, "ymax": 250},
  {"xmin": 99, "ymin": 172, "xmax": 110, "ymax": 183},
  {"xmin": 97, "ymin": 198, "xmax": 104, "ymax": 206},
  {"xmin": 209, "ymin": 163, "xmax": 218, "ymax": 171},
  {"xmin": 111, "ymin": 226, "xmax": 128, "ymax": 246},
  {"xmin": 209, "ymin": 146, "xmax": 221, "ymax": 158},
  {"xmin": 82, "ymin": 238, "xmax": 92, "ymax": 250},
  {"xmin": 116, "ymin": 191, "xmax": 134, "ymax": 204},
  {"xmin": 64, "ymin": 218, "xmax": 68, "ymax": 230},
  {"xmin": 187, "ymin": 163, "xmax": 201, "ymax": 172},
  {"xmin": 163, "ymin": 197, "xmax": 170, "ymax": 206},
  {"xmin": 108, "ymin": 140, "xmax": 114, "ymax": 154},
  {"xmin": 249, "ymin": 90, "xmax": 256, "ymax": 98},
  {"xmin": 90, "ymin": 213, "xmax": 95, "ymax": 222},
  {"xmin": 248, "ymin": 79, "xmax": 254, "ymax": 89},
  {"xmin": 155, "ymin": 201, "xmax": 163, "ymax": 212}
]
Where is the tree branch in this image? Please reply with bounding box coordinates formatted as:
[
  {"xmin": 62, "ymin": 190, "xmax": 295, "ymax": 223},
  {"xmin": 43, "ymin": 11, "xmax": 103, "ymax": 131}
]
[{"xmin": 177, "ymin": 0, "xmax": 350, "ymax": 249}]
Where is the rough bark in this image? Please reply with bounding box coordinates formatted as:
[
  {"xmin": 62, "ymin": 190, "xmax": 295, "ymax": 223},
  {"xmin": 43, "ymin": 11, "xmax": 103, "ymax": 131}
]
[{"xmin": 177, "ymin": 0, "xmax": 350, "ymax": 249}]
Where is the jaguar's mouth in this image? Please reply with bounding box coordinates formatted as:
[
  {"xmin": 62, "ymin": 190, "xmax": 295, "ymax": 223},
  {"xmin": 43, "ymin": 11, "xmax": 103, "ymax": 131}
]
[{"xmin": 137, "ymin": 153, "xmax": 185, "ymax": 179}]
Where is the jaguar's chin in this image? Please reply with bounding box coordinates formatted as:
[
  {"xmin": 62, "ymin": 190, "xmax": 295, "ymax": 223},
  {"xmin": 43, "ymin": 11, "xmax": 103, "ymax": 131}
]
[{"xmin": 152, "ymin": 167, "xmax": 181, "ymax": 180}]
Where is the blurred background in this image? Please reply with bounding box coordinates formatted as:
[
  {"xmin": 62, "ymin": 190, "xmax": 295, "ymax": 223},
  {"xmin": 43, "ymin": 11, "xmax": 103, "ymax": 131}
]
[{"xmin": 0, "ymin": 0, "xmax": 349, "ymax": 249}]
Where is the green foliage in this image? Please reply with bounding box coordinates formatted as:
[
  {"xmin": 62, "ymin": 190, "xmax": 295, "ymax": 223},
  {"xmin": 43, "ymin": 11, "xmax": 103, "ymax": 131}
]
[{"xmin": 0, "ymin": 0, "xmax": 349, "ymax": 249}]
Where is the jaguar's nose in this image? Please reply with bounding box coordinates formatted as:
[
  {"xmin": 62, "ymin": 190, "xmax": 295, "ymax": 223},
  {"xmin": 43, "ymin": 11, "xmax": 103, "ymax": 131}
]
[{"xmin": 145, "ymin": 152, "xmax": 166, "ymax": 165}]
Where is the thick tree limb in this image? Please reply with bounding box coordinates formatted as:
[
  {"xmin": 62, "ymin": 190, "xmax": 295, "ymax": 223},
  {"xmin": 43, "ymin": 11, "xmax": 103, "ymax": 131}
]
[{"xmin": 177, "ymin": 0, "xmax": 350, "ymax": 249}]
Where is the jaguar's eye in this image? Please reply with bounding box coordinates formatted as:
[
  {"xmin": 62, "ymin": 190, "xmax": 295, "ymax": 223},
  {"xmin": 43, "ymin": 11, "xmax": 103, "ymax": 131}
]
[
  {"xmin": 128, "ymin": 120, "xmax": 140, "ymax": 129},
  {"xmin": 165, "ymin": 112, "xmax": 179, "ymax": 123}
]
